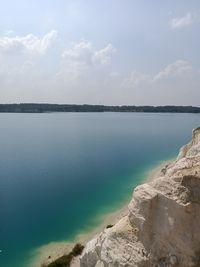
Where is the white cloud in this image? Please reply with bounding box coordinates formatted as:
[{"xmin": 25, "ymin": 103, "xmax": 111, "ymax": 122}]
[
  {"xmin": 93, "ymin": 44, "xmax": 116, "ymax": 65},
  {"xmin": 122, "ymin": 60, "xmax": 194, "ymax": 89},
  {"xmin": 0, "ymin": 30, "xmax": 57, "ymax": 55},
  {"xmin": 153, "ymin": 60, "xmax": 192, "ymax": 81},
  {"xmin": 170, "ymin": 13, "xmax": 194, "ymax": 29},
  {"xmin": 58, "ymin": 41, "xmax": 116, "ymax": 82},
  {"xmin": 0, "ymin": 36, "xmax": 116, "ymax": 95},
  {"xmin": 62, "ymin": 41, "xmax": 94, "ymax": 67},
  {"xmin": 62, "ymin": 41, "xmax": 116, "ymax": 67}
]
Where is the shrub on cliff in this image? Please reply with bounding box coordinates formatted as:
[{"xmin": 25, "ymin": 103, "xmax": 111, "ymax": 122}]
[
  {"xmin": 71, "ymin": 243, "xmax": 84, "ymax": 256},
  {"xmin": 106, "ymin": 224, "xmax": 113, "ymax": 229},
  {"xmin": 47, "ymin": 243, "xmax": 84, "ymax": 267}
]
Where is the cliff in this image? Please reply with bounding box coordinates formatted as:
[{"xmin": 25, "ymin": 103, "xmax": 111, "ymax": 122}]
[{"xmin": 80, "ymin": 128, "xmax": 200, "ymax": 267}]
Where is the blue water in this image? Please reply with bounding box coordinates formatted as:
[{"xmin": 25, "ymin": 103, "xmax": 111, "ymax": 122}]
[{"xmin": 0, "ymin": 112, "xmax": 200, "ymax": 267}]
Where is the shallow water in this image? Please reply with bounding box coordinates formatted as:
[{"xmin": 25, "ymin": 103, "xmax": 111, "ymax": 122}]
[{"xmin": 0, "ymin": 112, "xmax": 200, "ymax": 267}]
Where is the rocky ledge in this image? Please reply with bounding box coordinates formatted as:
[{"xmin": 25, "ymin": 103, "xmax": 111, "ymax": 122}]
[{"xmin": 80, "ymin": 128, "xmax": 200, "ymax": 267}]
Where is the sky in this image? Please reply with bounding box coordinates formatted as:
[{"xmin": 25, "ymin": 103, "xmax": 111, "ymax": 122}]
[{"xmin": 0, "ymin": 0, "xmax": 199, "ymax": 105}]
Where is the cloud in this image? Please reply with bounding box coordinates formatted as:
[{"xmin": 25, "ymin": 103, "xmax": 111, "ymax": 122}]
[
  {"xmin": 122, "ymin": 60, "xmax": 192, "ymax": 89},
  {"xmin": 0, "ymin": 31, "xmax": 59, "ymax": 91},
  {"xmin": 119, "ymin": 60, "xmax": 200, "ymax": 106},
  {"xmin": 153, "ymin": 60, "xmax": 192, "ymax": 81},
  {"xmin": 170, "ymin": 13, "xmax": 194, "ymax": 29},
  {"xmin": 122, "ymin": 60, "xmax": 194, "ymax": 89},
  {"xmin": 62, "ymin": 41, "xmax": 116, "ymax": 67},
  {"xmin": 58, "ymin": 41, "xmax": 116, "ymax": 82},
  {"xmin": 0, "ymin": 36, "xmax": 116, "ymax": 95},
  {"xmin": 93, "ymin": 44, "xmax": 116, "ymax": 65},
  {"xmin": 0, "ymin": 30, "xmax": 57, "ymax": 55},
  {"xmin": 121, "ymin": 60, "xmax": 193, "ymax": 88}
]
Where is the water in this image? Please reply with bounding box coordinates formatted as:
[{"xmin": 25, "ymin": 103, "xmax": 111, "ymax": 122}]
[{"xmin": 0, "ymin": 112, "xmax": 200, "ymax": 267}]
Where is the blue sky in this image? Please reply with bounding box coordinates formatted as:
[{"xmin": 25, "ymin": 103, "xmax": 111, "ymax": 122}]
[{"xmin": 0, "ymin": 0, "xmax": 199, "ymax": 105}]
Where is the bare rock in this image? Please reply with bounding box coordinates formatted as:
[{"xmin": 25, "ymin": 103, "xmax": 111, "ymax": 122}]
[{"xmin": 80, "ymin": 128, "xmax": 200, "ymax": 267}]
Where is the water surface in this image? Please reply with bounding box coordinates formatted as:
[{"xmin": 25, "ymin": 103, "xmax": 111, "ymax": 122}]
[{"xmin": 0, "ymin": 112, "xmax": 200, "ymax": 267}]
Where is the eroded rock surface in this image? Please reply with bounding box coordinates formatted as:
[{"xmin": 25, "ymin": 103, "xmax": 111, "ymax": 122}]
[{"xmin": 80, "ymin": 128, "xmax": 200, "ymax": 267}]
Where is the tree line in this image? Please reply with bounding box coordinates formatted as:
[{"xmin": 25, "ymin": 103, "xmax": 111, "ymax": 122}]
[{"xmin": 0, "ymin": 103, "xmax": 200, "ymax": 113}]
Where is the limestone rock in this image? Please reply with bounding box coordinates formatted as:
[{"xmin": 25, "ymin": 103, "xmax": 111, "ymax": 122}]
[{"xmin": 80, "ymin": 128, "xmax": 200, "ymax": 267}]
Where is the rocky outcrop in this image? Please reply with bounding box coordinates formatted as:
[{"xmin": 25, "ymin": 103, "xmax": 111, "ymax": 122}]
[{"xmin": 80, "ymin": 128, "xmax": 200, "ymax": 267}]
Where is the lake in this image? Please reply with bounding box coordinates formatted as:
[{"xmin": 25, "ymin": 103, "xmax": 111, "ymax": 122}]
[{"xmin": 0, "ymin": 112, "xmax": 200, "ymax": 267}]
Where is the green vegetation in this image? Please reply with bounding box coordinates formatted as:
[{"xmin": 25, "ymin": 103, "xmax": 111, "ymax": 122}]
[
  {"xmin": 0, "ymin": 103, "xmax": 200, "ymax": 113},
  {"xmin": 71, "ymin": 243, "xmax": 84, "ymax": 256},
  {"xmin": 46, "ymin": 243, "xmax": 84, "ymax": 267},
  {"xmin": 106, "ymin": 224, "xmax": 114, "ymax": 229}
]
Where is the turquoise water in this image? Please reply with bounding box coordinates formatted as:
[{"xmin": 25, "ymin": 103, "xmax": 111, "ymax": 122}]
[{"xmin": 0, "ymin": 112, "xmax": 200, "ymax": 267}]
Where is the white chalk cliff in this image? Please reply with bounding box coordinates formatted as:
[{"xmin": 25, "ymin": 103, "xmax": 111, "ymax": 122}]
[{"xmin": 80, "ymin": 128, "xmax": 200, "ymax": 267}]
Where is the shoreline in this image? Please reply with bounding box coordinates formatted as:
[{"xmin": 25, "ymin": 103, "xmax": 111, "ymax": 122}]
[{"xmin": 29, "ymin": 159, "xmax": 173, "ymax": 267}]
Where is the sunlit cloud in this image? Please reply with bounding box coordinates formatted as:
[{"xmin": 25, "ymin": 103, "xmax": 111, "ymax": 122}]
[
  {"xmin": 0, "ymin": 30, "xmax": 57, "ymax": 54},
  {"xmin": 153, "ymin": 60, "xmax": 192, "ymax": 81}
]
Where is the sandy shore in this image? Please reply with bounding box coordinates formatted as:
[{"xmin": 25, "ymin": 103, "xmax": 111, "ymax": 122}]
[{"xmin": 29, "ymin": 159, "xmax": 173, "ymax": 267}]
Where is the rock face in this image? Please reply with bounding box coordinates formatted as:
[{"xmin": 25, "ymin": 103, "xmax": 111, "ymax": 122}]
[{"xmin": 80, "ymin": 128, "xmax": 200, "ymax": 267}]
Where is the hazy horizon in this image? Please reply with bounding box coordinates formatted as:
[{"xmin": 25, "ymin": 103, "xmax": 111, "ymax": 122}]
[{"xmin": 0, "ymin": 0, "xmax": 199, "ymax": 105}]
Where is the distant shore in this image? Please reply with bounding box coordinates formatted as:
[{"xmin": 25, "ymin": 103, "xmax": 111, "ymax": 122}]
[
  {"xmin": 1, "ymin": 103, "xmax": 200, "ymax": 113},
  {"xmin": 29, "ymin": 159, "xmax": 173, "ymax": 267}
]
